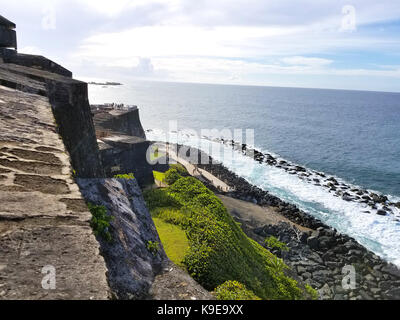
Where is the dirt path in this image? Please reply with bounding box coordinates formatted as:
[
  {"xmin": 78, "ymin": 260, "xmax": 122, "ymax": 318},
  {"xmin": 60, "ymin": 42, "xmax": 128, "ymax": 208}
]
[
  {"xmin": 218, "ymin": 194, "xmax": 311, "ymax": 233},
  {"xmin": 166, "ymin": 147, "xmax": 233, "ymax": 192},
  {"xmin": 157, "ymin": 143, "xmax": 310, "ymax": 234}
]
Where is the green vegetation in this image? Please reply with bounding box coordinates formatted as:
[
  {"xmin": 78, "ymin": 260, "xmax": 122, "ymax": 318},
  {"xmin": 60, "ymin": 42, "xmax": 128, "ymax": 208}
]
[
  {"xmin": 152, "ymin": 207, "xmax": 190, "ymax": 227},
  {"xmin": 153, "ymin": 217, "xmax": 189, "ymax": 267},
  {"xmin": 164, "ymin": 168, "xmax": 181, "ymax": 185},
  {"xmin": 169, "ymin": 163, "xmax": 189, "ymax": 176},
  {"xmin": 143, "ymin": 188, "xmax": 180, "ymax": 211},
  {"xmin": 153, "ymin": 165, "xmax": 188, "ymax": 186},
  {"xmin": 144, "ymin": 173, "xmax": 307, "ymax": 300},
  {"xmin": 114, "ymin": 173, "xmax": 135, "ymax": 180},
  {"xmin": 146, "ymin": 240, "xmax": 160, "ymax": 256},
  {"xmin": 265, "ymin": 236, "xmax": 290, "ymax": 252},
  {"xmin": 305, "ymin": 284, "xmax": 319, "ymax": 300},
  {"xmin": 214, "ymin": 280, "xmax": 261, "ymax": 300},
  {"xmin": 153, "ymin": 171, "xmax": 166, "ymax": 183},
  {"xmin": 88, "ymin": 203, "xmax": 113, "ymax": 242}
]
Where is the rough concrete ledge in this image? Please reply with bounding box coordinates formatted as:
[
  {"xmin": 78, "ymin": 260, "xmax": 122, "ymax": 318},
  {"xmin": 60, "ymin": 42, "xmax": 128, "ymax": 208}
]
[
  {"xmin": 0, "ymin": 84, "xmax": 110, "ymax": 299},
  {"xmin": 0, "ymin": 49, "xmax": 72, "ymax": 77}
]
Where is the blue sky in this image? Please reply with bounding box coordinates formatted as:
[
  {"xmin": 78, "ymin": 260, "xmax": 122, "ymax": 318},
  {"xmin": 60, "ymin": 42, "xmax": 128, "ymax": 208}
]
[{"xmin": 1, "ymin": 0, "xmax": 400, "ymax": 92}]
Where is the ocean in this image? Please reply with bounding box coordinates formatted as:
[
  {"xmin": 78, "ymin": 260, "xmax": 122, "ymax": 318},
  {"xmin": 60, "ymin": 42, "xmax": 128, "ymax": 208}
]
[{"xmin": 88, "ymin": 81, "xmax": 400, "ymax": 265}]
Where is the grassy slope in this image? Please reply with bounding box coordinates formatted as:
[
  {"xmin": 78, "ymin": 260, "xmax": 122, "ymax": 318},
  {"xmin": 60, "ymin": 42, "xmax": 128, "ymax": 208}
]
[
  {"xmin": 153, "ymin": 217, "xmax": 189, "ymax": 267},
  {"xmin": 144, "ymin": 175, "xmax": 311, "ymax": 300},
  {"xmin": 153, "ymin": 171, "xmax": 166, "ymax": 183}
]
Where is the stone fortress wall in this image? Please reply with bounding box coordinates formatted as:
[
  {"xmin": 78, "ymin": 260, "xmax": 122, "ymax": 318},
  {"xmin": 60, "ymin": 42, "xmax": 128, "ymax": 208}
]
[{"xmin": 0, "ymin": 15, "xmax": 211, "ymax": 300}]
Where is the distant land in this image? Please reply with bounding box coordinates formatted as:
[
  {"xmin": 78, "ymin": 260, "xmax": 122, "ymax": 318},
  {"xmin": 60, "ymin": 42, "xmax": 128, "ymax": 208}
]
[{"xmin": 88, "ymin": 81, "xmax": 123, "ymax": 86}]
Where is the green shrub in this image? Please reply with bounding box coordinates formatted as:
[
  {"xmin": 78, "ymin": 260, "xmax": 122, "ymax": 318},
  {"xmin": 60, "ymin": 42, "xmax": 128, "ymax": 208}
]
[
  {"xmin": 88, "ymin": 203, "xmax": 113, "ymax": 242},
  {"xmin": 164, "ymin": 168, "xmax": 182, "ymax": 185},
  {"xmin": 170, "ymin": 163, "xmax": 189, "ymax": 176},
  {"xmin": 168, "ymin": 175, "xmax": 213, "ymax": 201},
  {"xmin": 214, "ymin": 280, "xmax": 261, "ymax": 300},
  {"xmin": 114, "ymin": 173, "xmax": 135, "ymax": 180},
  {"xmin": 265, "ymin": 236, "xmax": 290, "ymax": 252},
  {"xmin": 143, "ymin": 188, "xmax": 180, "ymax": 211},
  {"xmin": 305, "ymin": 284, "xmax": 319, "ymax": 300},
  {"xmin": 146, "ymin": 240, "xmax": 160, "ymax": 256},
  {"xmin": 145, "ymin": 176, "xmax": 306, "ymax": 300},
  {"xmin": 152, "ymin": 207, "xmax": 190, "ymax": 228}
]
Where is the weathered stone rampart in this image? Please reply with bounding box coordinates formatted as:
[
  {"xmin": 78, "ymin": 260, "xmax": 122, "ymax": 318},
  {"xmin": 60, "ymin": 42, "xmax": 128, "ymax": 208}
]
[
  {"xmin": 0, "ymin": 81, "xmax": 110, "ymax": 299},
  {"xmin": 0, "ymin": 15, "xmax": 211, "ymax": 300}
]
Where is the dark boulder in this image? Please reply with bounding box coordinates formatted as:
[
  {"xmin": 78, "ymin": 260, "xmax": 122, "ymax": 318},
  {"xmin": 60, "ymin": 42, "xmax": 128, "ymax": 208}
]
[
  {"xmin": 376, "ymin": 210, "xmax": 387, "ymax": 216},
  {"xmin": 384, "ymin": 288, "xmax": 400, "ymax": 299},
  {"xmin": 342, "ymin": 195, "xmax": 352, "ymax": 201},
  {"xmin": 300, "ymin": 232, "xmax": 308, "ymax": 244},
  {"xmin": 307, "ymin": 236, "xmax": 320, "ymax": 250},
  {"xmin": 319, "ymin": 236, "xmax": 335, "ymax": 250},
  {"xmin": 381, "ymin": 265, "xmax": 400, "ymax": 278},
  {"xmin": 370, "ymin": 193, "xmax": 388, "ymax": 204}
]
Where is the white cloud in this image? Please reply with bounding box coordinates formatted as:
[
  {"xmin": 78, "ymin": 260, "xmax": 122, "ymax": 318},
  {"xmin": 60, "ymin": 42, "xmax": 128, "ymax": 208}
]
[
  {"xmin": 3, "ymin": 0, "xmax": 400, "ymax": 27},
  {"xmin": 76, "ymin": 0, "xmax": 181, "ymax": 17},
  {"xmin": 6, "ymin": 0, "xmax": 398, "ymax": 89},
  {"xmin": 70, "ymin": 19, "xmax": 400, "ymax": 87},
  {"xmin": 281, "ymin": 56, "xmax": 333, "ymax": 67},
  {"xmin": 18, "ymin": 46, "xmax": 43, "ymax": 55},
  {"xmin": 75, "ymin": 25, "xmax": 304, "ymax": 61},
  {"xmin": 131, "ymin": 57, "xmax": 155, "ymax": 75}
]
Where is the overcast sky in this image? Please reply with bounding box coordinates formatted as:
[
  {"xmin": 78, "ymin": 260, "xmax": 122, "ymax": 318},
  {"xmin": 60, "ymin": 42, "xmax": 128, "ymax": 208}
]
[{"xmin": 1, "ymin": 0, "xmax": 400, "ymax": 92}]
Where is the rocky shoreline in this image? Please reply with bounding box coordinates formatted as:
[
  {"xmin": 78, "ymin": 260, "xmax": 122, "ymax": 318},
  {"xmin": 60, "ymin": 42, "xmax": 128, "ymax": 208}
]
[
  {"xmin": 217, "ymin": 138, "xmax": 400, "ymax": 218},
  {"xmin": 173, "ymin": 144, "xmax": 400, "ymax": 300}
]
